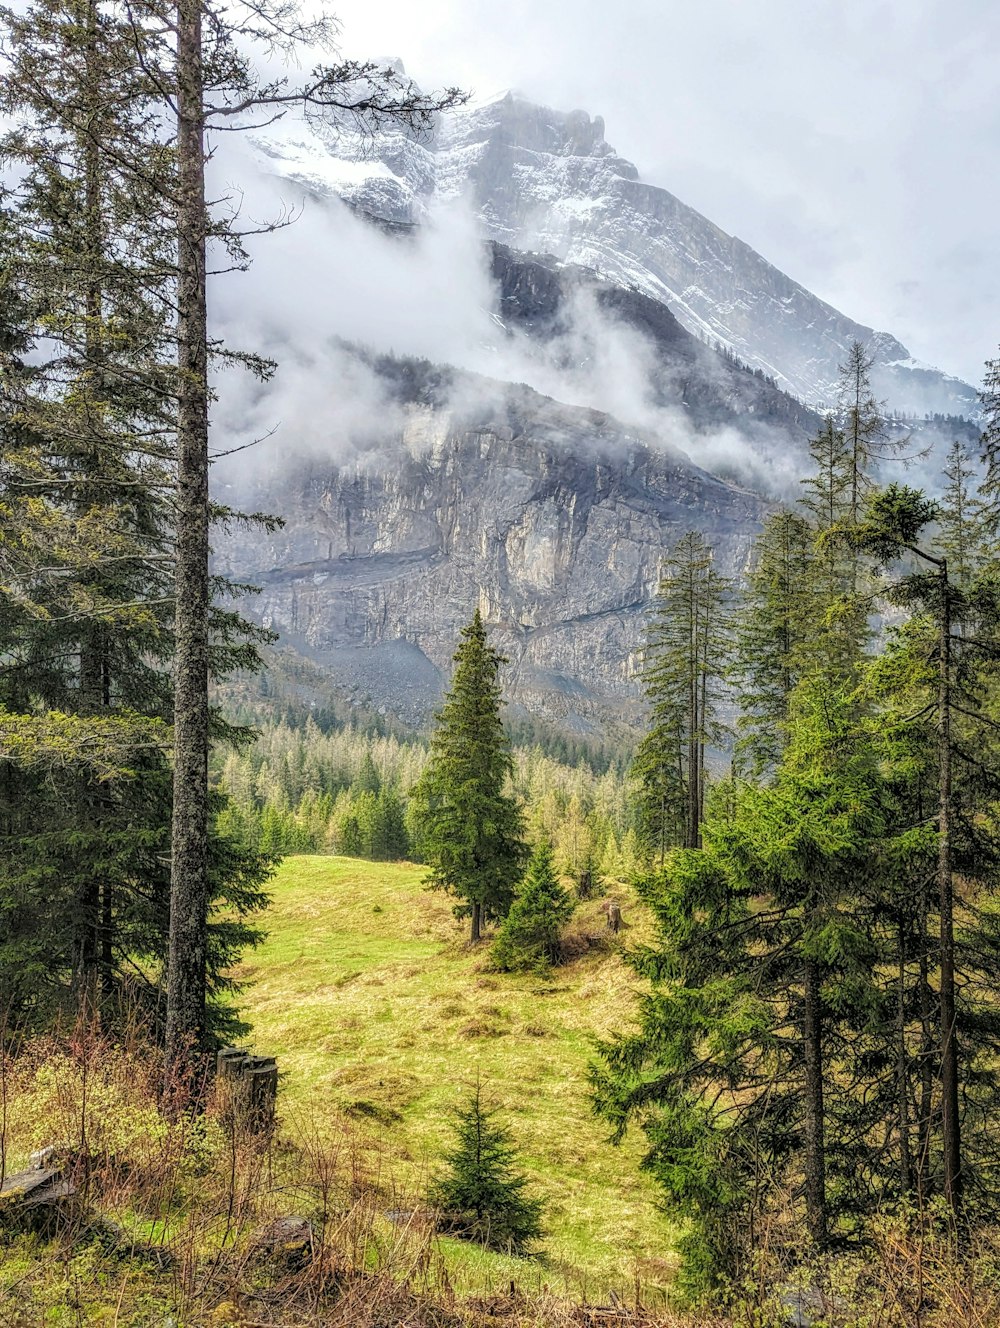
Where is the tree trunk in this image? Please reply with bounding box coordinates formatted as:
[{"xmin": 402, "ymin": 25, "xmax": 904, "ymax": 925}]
[
  {"xmin": 937, "ymin": 564, "xmax": 962, "ymax": 1222},
  {"xmin": 802, "ymin": 956, "xmax": 827, "ymax": 1249},
  {"xmin": 166, "ymin": 0, "xmax": 211, "ymax": 1073},
  {"xmin": 897, "ymin": 926, "xmax": 913, "ymax": 1198},
  {"xmin": 470, "ymin": 902, "xmax": 482, "ymax": 944},
  {"xmin": 73, "ymin": 0, "xmax": 105, "ymax": 997},
  {"xmin": 686, "ymin": 577, "xmax": 699, "ymax": 850},
  {"xmin": 917, "ymin": 937, "xmax": 934, "ymax": 1206}
]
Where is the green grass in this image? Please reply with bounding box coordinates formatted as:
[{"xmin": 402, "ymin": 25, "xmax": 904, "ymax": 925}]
[{"xmin": 235, "ymin": 855, "xmax": 677, "ymax": 1300}]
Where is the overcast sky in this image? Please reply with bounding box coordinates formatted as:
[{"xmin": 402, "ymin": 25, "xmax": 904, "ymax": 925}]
[{"xmin": 322, "ymin": 0, "xmax": 999, "ymax": 389}]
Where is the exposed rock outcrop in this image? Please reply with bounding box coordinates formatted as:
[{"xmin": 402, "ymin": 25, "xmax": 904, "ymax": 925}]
[
  {"xmin": 219, "ymin": 369, "xmax": 767, "ymax": 731},
  {"xmin": 250, "ymin": 88, "xmax": 978, "ymax": 416}
]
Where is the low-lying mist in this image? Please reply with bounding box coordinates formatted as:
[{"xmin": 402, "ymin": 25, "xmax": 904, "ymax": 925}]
[{"xmin": 207, "ymin": 142, "xmax": 807, "ymax": 498}]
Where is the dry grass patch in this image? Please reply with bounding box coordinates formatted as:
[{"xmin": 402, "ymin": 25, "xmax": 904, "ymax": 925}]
[{"xmin": 234, "ymin": 855, "xmax": 669, "ymax": 1301}]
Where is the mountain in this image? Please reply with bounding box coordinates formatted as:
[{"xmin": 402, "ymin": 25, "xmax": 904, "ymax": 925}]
[
  {"xmin": 250, "ymin": 84, "xmax": 979, "ymax": 418},
  {"xmin": 217, "ymin": 359, "xmax": 767, "ymax": 733},
  {"xmin": 223, "ymin": 78, "xmax": 978, "ymax": 734}
]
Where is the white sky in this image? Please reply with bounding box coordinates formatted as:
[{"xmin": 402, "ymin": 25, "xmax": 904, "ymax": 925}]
[{"xmin": 321, "ymin": 0, "xmax": 1000, "ymax": 388}]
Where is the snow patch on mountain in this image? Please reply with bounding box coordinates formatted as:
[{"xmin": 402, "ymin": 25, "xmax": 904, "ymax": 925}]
[{"xmin": 247, "ymin": 83, "xmax": 978, "ymax": 419}]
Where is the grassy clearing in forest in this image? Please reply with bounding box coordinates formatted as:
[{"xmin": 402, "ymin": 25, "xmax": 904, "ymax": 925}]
[{"xmin": 235, "ymin": 854, "xmax": 675, "ymax": 1300}]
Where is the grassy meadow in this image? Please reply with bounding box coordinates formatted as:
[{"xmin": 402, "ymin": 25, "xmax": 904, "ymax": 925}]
[{"xmin": 234, "ymin": 854, "xmax": 674, "ymax": 1301}]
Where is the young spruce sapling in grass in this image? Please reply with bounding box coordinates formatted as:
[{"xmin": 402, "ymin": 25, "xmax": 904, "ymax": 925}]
[{"xmin": 428, "ymin": 1082, "xmax": 544, "ymax": 1254}]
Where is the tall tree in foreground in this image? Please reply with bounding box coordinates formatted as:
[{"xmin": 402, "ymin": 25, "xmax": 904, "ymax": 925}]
[
  {"xmin": 414, "ymin": 610, "xmax": 527, "ymax": 942},
  {"xmin": 0, "ymin": 0, "xmax": 270, "ymax": 1038},
  {"xmin": 161, "ymin": 4, "xmax": 464, "ymax": 1067},
  {"xmin": 833, "ymin": 483, "xmax": 1000, "ymax": 1228}
]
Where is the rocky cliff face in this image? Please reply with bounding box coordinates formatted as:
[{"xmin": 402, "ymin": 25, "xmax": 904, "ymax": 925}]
[
  {"xmin": 229, "ymin": 80, "xmax": 976, "ymax": 733},
  {"xmin": 489, "ymin": 244, "xmax": 820, "ymax": 452},
  {"xmin": 219, "ymin": 369, "xmax": 767, "ymax": 731},
  {"xmin": 250, "ymin": 89, "xmax": 978, "ymax": 417}
]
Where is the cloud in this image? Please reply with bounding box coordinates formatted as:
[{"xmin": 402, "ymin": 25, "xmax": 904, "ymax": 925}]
[
  {"xmin": 304, "ymin": 0, "xmax": 1000, "ymax": 389},
  {"xmin": 207, "ymin": 140, "xmax": 805, "ymax": 499}
]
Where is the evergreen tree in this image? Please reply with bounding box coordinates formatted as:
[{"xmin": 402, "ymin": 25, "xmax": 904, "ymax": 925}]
[
  {"xmin": 633, "ymin": 532, "xmax": 730, "ymax": 859},
  {"xmin": 835, "ymin": 483, "xmax": 1000, "ymax": 1226},
  {"xmin": 0, "ymin": 0, "xmax": 273, "ymax": 1040},
  {"xmin": 800, "ymin": 416, "xmax": 851, "ymax": 535},
  {"xmin": 161, "ymin": 4, "xmax": 464, "ymax": 1072},
  {"xmin": 414, "ymin": 610, "xmax": 527, "ymax": 942},
  {"xmin": 837, "ymin": 340, "xmax": 906, "ymax": 522},
  {"xmin": 428, "ymin": 1083, "xmax": 544, "ymax": 1254},
  {"xmin": 594, "ymin": 684, "xmax": 890, "ymax": 1286},
  {"xmin": 937, "ymin": 440, "xmax": 988, "ymax": 589},
  {"xmin": 492, "ymin": 839, "xmax": 575, "ymax": 972},
  {"xmin": 981, "ymin": 347, "xmax": 1000, "ymax": 534},
  {"xmin": 733, "ymin": 510, "xmax": 818, "ymax": 773}
]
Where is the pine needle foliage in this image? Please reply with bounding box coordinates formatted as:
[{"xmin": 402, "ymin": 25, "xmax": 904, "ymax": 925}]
[
  {"xmin": 491, "ymin": 839, "xmax": 575, "ymax": 972},
  {"xmin": 632, "ymin": 531, "xmax": 730, "ymax": 861},
  {"xmin": 428, "ymin": 1083, "xmax": 545, "ymax": 1254},
  {"xmin": 414, "ymin": 610, "xmax": 527, "ymax": 942}
]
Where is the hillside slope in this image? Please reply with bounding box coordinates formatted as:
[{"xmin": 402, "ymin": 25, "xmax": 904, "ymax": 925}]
[{"xmin": 235, "ymin": 855, "xmax": 672, "ymax": 1297}]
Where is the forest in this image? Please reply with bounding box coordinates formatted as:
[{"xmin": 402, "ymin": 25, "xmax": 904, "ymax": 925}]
[{"xmin": 3, "ymin": 0, "xmax": 1000, "ymax": 1322}]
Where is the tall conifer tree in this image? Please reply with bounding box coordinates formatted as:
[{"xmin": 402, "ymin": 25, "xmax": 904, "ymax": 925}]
[
  {"xmin": 633, "ymin": 531, "xmax": 730, "ymax": 857},
  {"xmin": 415, "ymin": 609, "xmax": 527, "ymax": 942}
]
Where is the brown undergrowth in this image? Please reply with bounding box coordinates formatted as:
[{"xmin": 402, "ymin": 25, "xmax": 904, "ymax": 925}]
[
  {"xmin": 0, "ymin": 1015, "xmax": 717, "ymax": 1327},
  {"xmin": 1, "ymin": 1016, "xmax": 998, "ymax": 1327}
]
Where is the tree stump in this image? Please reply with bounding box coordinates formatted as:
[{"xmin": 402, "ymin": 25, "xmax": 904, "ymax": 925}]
[
  {"xmin": 216, "ymin": 1047, "xmax": 278, "ymax": 1136},
  {"xmin": 244, "ymin": 1056, "xmax": 278, "ymax": 1135},
  {"xmin": 0, "ymin": 1159, "xmax": 77, "ymax": 1233}
]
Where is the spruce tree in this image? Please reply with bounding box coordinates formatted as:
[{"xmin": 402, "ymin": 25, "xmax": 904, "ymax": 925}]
[
  {"xmin": 428, "ymin": 1083, "xmax": 544, "ymax": 1254},
  {"xmin": 0, "ymin": 0, "xmax": 272, "ymax": 1039},
  {"xmin": 633, "ymin": 531, "xmax": 730, "ymax": 858},
  {"xmin": 834, "ymin": 483, "xmax": 1000, "ymax": 1226},
  {"xmin": 937, "ymin": 440, "xmax": 988, "ymax": 590},
  {"xmin": 492, "ymin": 839, "xmax": 574, "ymax": 972},
  {"xmin": 837, "ymin": 340, "xmax": 907, "ymax": 523},
  {"xmin": 733, "ymin": 510, "xmax": 818, "ymax": 774},
  {"xmin": 981, "ymin": 347, "xmax": 1000, "ymax": 534},
  {"xmin": 414, "ymin": 610, "xmax": 527, "ymax": 941},
  {"xmin": 594, "ymin": 684, "xmax": 890, "ymax": 1284}
]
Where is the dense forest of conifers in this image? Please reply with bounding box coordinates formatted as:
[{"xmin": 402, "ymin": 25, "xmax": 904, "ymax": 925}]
[
  {"xmin": 591, "ymin": 347, "xmax": 1000, "ymax": 1293},
  {"xmin": 213, "ymin": 716, "xmax": 639, "ymax": 878}
]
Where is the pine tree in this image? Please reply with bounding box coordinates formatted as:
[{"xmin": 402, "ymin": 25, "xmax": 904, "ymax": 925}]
[
  {"xmin": 414, "ymin": 610, "xmax": 527, "ymax": 941},
  {"xmin": 837, "ymin": 340, "xmax": 906, "ymax": 522},
  {"xmin": 981, "ymin": 348, "xmax": 1000, "ymax": 535},
  {"xmin": 0, "ymin": 0, "xmax": 272, "ymax": 1039},
  {"xmin": 836, "ymin": 483, "xmax": 1000, "ymax": 1226},
  {"xmin": 733, "ymin": 510, "xmax": 818, "ymax": 774},
  {"xmin": 428, "ymin": 1083, "xmax": 544, "ymax": 1254},
  {"xmin": 492, "ymin": 839, "xmax": 575, "ymax": 972},
  {"xmin": 161, "ymin": 3, "xmax": 464, "ymax": 1072},
  {"xmin": 800, "ymin": 417, "xmax": 852, "ymax": 536},
  {"xmin": 594, "ymin": 684, "xmax": 890, "ymax": 1284},
  {"xmin": 633, "ymin": 532, "xmax": 730, "ymax": 859},
  {"xmin": 937, "ymin": 440, "xmax": 988, "ymax": 589}
]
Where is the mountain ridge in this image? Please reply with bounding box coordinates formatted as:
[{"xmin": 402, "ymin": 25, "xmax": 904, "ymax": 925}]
[{"xmin": 248, "ymin": 83, "xmax": 978, "ymax": 417}]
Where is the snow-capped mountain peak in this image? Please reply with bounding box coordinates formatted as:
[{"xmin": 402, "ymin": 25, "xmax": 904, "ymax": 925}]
[{"xmin": 247, "ymin": 86, "xmax": 978, "ymax": 418}]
